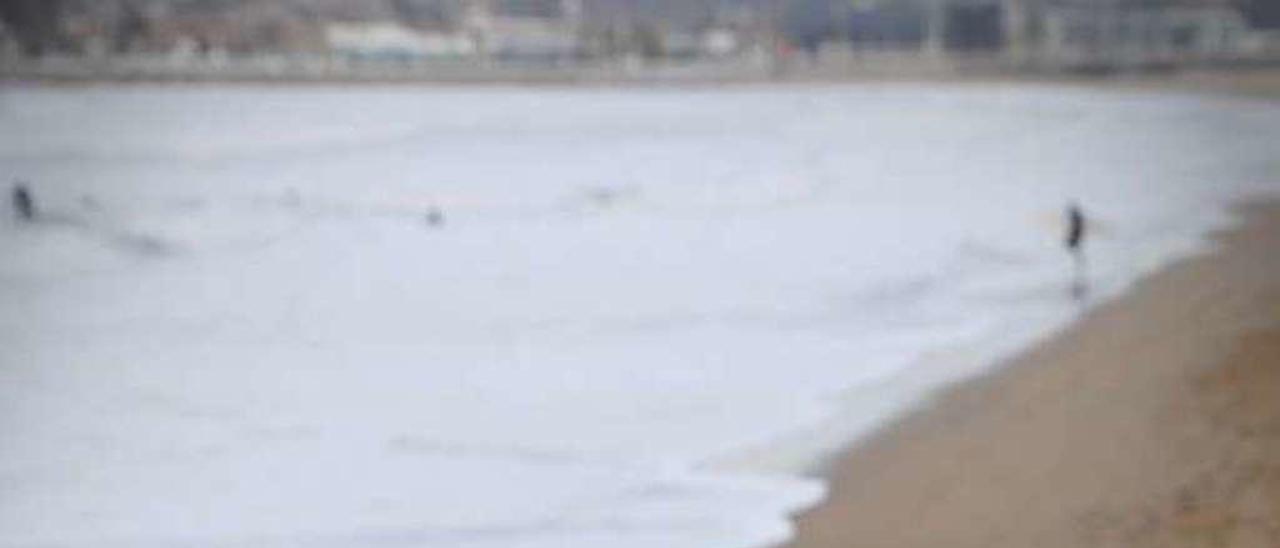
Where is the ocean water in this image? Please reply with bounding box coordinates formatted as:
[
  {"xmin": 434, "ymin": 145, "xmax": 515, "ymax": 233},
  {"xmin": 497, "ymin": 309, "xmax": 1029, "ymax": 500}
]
[{"xmin": 0, "ymin": 84, "xmax": 1277, "ymax": 548}]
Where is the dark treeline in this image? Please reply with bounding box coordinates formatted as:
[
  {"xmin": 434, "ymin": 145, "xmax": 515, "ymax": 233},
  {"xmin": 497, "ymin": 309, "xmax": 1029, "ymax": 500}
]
[{"xmin": 0, "ymin": 0, "xmax": 63, "ymax": 56}]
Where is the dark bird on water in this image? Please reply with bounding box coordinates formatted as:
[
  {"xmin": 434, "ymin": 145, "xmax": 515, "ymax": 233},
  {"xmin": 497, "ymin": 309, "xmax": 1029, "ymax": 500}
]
[{"xmin": 12, "ymin": 183, "xmax": 35, "ymax": 221}]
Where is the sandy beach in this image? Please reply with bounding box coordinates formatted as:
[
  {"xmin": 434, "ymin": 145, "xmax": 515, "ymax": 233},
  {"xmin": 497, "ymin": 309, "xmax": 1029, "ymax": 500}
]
[{"xmin": 784, "ymin": 201, "xmax": 1280, "ymax": 548}]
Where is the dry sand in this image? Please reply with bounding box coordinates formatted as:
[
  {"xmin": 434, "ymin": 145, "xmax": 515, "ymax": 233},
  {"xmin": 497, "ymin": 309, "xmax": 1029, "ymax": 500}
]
[{"xmin": 784, "ymin": 201, "xmax": 1280, "ymax": 548}]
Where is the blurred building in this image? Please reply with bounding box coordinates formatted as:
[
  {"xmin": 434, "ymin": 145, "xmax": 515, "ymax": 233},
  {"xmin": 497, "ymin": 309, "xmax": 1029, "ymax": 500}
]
[
  {"xmin": 1012, "ymin": 0, "xmax": 1254, "ymax": 70},
  {"xmin": 325, "ymin": 21, "xmax": 474, "ymax": 59},
  {"xmin": 464, "ymin": 0, "xmax": 583, "ymax": 62},
  {"xmin": 820, "ymin": 0, "xmax": 1265, "ymax": 71}
]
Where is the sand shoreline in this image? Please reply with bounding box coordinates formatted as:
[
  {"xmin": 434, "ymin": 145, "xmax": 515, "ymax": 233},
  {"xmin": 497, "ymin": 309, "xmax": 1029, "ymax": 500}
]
[
  {"xmin": 5, "ymin": 66, "xmax": 1280, "ymax": 100},
  {"xmin": 783, "ymin": 200, "xmax": 1280, "ymax": 548}
]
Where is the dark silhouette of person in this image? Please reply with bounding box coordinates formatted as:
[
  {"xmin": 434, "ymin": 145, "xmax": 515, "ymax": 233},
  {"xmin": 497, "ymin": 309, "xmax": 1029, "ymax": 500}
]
[
  {"xmin": 12, "ymin": 183, "xmax": 35, "ymax": 222},
  {"xmin": 1066, "ymin": 202, "xmax": 1085, "ymax": 252},
  {"xmin": 1065, "ymin": 201, "xmax": 1087, "ymax": 298}
]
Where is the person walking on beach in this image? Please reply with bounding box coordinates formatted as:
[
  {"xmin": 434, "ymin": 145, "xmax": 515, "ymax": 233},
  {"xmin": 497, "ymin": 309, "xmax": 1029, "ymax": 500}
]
[
  {"xmin": 11, "ymin": 182, "xmax": 35, "ymax": 222},
  {"xmin": 1066, "ymin": 201, "xmax": 1087, "ymax": 297}
]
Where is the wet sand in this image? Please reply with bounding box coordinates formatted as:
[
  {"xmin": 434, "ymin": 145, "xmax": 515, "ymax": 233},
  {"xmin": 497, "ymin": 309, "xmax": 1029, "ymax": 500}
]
[{"xmin": 784, "ymin": 201, "xmax": 1280, "ymax": 548}]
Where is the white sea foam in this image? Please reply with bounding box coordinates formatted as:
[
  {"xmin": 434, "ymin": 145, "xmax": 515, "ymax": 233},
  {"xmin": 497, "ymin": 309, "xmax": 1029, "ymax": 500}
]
[{"xmin": 0, "ymin": 84, "xmax": 1276, "ymax": 548}]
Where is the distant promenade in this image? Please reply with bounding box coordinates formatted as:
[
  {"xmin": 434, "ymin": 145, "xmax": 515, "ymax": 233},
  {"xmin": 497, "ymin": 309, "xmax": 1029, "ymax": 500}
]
[{"xmin": 5, "ymin": 50, "xmax": 1280, "ymax": 87}]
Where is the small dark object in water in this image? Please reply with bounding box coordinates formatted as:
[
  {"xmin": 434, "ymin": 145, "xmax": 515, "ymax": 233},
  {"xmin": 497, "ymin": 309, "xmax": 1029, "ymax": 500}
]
[
  {"xmin": 80, "ymin": 194, "xmax": 100, "ymax": 211},
  {"xmin": 1065, "ymin": 202, "xmax": 1085, "ymax": 252},
  {"xmin": 1065, "ymin": 201, "xmax": 1088, "ymax": 299},
  {"xmin": 426, "ymin": 207, "xmax": 445, "ymax": 228},
  {"xmin": 12, "ymin": 183, "xmax": 35, "ymax": 221}
]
